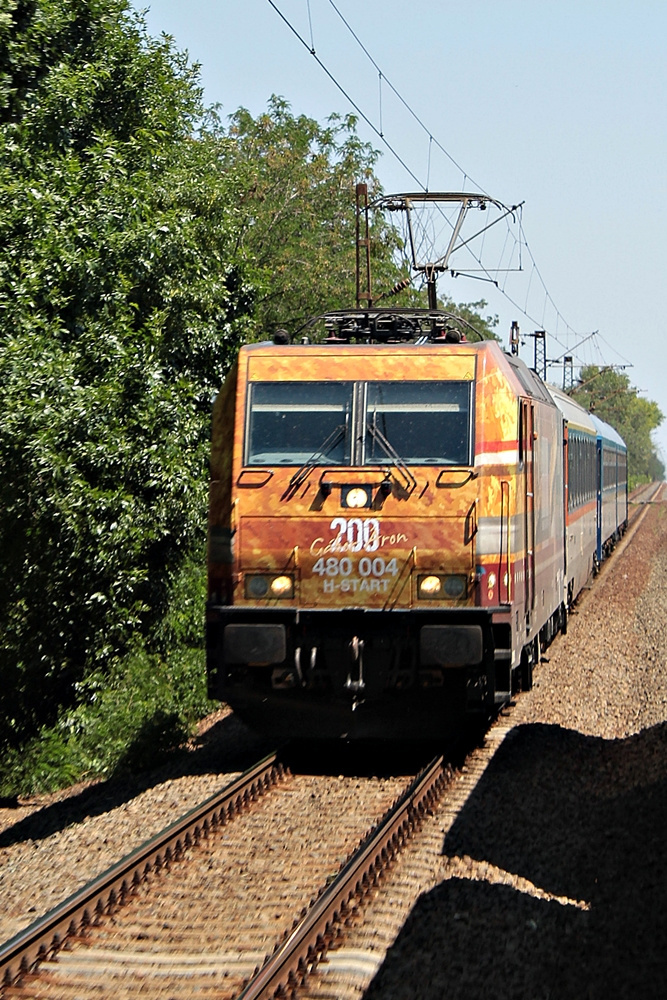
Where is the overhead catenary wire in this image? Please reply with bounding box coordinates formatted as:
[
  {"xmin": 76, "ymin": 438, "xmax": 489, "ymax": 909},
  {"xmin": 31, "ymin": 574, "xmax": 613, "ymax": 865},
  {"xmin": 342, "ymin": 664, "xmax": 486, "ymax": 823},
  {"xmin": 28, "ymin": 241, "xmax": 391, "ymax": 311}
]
[
  {"xmin": 426, "ymin": 135, "xmax": 433, "ymax": 193},
  {"xmin": 550, "ymin": 331, "xmax": 600, "ymax": 366},
  {"xmin": 324, "ymin": 0, "xmax": 489, "ymax": 193},
  {"xmin": 378, "ymin": 70, "xmax": 383, "ymax": 137},
  {"xmin": 266, "ymin": 1, "xmax": 516, "ymax": 288},
  {"xmin": 518, "ymin": 220, "xmax": 578, "ymax": 346},
  {"xmin": 265, "ymin": 0, "xmax": 423, "ymax": 187},
  {"xmin": 306, "ymin": 0, "xmax": 315, "ymax": 52},
  {"xmin": 596, "ymin": 331, "xmax": 633, "ymax": 367},
  {"xmin": 321, "ymin": 0, "xmax": 580, "ymax": 347},
  {"xmin": 306, "ymin": 5, "xmax": 536, "ymax": 305},
  {"xmin": 265, "ymin": 0, "xmax": 617, "ymax": 367},
  {"xmin": 322, "ymin": 0, "xmax": 565, "ymax": 326}
]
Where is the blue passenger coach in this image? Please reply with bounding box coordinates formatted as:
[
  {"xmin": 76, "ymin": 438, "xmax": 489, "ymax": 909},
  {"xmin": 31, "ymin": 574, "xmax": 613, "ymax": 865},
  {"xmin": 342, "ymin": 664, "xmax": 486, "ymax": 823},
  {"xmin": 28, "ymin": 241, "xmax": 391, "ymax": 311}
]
[
  {"xmin": 591, "ymin": 414, "xmax": 628, "ymax": 564},
  {"xmin": 547, "ymin": 387, "xmax": 628, "ymax": 611}
]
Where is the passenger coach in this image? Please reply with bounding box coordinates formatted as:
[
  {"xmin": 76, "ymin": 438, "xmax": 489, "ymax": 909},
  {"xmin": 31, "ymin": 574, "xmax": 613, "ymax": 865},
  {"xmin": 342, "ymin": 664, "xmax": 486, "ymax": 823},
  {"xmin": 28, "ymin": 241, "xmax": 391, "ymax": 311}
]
[{"xmin": 591, "ymin": 414, "xmax": 628, "ymax": 564}]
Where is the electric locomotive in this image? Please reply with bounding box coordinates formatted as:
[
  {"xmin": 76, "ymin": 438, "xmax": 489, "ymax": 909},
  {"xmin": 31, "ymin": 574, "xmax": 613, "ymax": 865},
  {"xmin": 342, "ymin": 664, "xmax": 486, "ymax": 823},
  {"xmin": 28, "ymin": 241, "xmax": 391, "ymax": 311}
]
[{"xmin": 206, "ymin": 309, "xmax": 625, "ymax": 740}]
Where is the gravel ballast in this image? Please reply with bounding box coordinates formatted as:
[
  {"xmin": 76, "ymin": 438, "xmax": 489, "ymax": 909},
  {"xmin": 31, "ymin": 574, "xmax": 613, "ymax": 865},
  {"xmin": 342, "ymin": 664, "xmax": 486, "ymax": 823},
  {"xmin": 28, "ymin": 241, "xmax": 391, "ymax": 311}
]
[{"xmin": 0, "ymin": 709, "xmax": 272, "ymax": 941}]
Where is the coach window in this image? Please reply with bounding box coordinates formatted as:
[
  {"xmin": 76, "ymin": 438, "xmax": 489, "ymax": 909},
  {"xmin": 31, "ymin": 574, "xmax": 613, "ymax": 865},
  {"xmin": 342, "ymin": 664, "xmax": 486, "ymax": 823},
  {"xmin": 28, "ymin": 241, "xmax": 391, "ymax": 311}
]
[
  {"xmin": 568, "ymin": 431, "xmax": 593, "ymax": 511},
  {"xmin": 604, "ymin": 447, "xmax": 617, "ymax": 489},
  {"xmin": 568, "ymin": 434, "xmax": 576, "ymax": 511},
  {"xmin": 246, "ymin": 381, "xmax": 352, "ymax": 465},
  {"xmin": 364, "ymin": 380, "xmax": 472, "ymax": 466}
]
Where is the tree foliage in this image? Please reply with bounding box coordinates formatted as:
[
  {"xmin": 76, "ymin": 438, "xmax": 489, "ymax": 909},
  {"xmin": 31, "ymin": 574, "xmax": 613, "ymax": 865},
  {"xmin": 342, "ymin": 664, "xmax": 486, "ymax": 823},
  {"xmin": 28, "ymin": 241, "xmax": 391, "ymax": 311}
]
[
  {"xmin": 0, "ymin": 0, "xmax": 251, "ymax": 750},
  {"xmin": 438, "ymin": 295, "xmax": 498, "ymax": 341},
  {"xmin": 220, "ymin": 97, "xmax": 402, "ymax": 335},
  {"xmin": 571, "ymin": 366, "xmax": 664, "ymax": 486},
  {"xmin": 219, "ymin": 96, "xmax": 498, "ymax": 341}
]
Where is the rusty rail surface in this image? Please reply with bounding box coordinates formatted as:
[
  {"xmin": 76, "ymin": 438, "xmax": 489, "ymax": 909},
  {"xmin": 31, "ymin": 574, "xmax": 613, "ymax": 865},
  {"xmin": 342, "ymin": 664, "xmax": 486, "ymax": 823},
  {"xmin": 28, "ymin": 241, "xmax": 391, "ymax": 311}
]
[
  {"xmin": 628, "ymin": 481, "xmax": 662, "ymax": 528},
  {"xmin": 237, "ymin": 755, "xmax": 448, "ymax": 1000},
  {"xmin": 0, "ymin": 752, "xmax": 283, "ymax": 990},
  {"xmin": 631, "ymin": 480, "xmax": 662, "ymax": 504}
]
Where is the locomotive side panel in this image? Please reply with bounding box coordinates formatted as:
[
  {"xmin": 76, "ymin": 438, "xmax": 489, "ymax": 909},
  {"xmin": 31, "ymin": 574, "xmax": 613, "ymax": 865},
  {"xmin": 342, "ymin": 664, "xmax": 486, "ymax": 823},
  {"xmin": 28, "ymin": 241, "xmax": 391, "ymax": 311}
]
[
  {"xmin": 471, "ymin": 346, "xmax": 525, "ymax": 699},
  {"xmin": 473, "ymin": 346, "xmax": 520, "ymax": 611},
  {"xmin": 208, "ymin": 361, "xmax": 239, "ymax": 606},
  {"xmin": 530, "ymin": 396, "xmax": 566, "ymax": 635},
  {"xmin": 474, "ymin": 350, "xmax": 564, "ymax": 686}
]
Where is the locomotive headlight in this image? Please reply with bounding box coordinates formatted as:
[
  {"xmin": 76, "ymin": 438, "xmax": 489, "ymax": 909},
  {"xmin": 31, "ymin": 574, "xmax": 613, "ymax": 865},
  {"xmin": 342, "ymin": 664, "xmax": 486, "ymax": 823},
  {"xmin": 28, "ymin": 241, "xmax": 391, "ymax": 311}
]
[
  {"xmin": 443, "ymin": 574, "xmax": 467, "ymax": 599},
  {"xmin": 246, "ymin": 575, "xmax": 269, "ymax": 598},
  {"xmin": 270, "ymin": 575, "xmax": 294, "ymax": 598},
  {"xmin": 418, "ymin": 574, "xmax": 468, "ymax": 599},
  {"xmin": 245, "ymin": 573, "xmax": 294, "ymax": 599},
  {"xmin": 342, "ymin": 486, "xmax": 372, "ymax": 509},
  {"xmin": 418, "ymin": 575, "xmax": 443, "ymax": 597}
]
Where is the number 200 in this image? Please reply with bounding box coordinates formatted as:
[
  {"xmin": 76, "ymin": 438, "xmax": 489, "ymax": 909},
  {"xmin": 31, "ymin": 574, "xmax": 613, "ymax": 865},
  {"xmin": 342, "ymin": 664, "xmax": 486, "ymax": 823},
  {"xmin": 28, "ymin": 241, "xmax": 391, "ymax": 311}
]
[{"xmin": 330, "ymin": 517, "xmax": 379, "ymax": 552}]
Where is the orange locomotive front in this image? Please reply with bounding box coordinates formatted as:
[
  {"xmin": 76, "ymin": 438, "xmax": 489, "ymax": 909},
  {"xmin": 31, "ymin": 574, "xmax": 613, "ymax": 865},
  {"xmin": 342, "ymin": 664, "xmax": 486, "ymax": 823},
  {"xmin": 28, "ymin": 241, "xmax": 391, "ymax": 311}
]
[{"xmin": 207, "ymin": 331, "xmax": 564, "ymax": 739}]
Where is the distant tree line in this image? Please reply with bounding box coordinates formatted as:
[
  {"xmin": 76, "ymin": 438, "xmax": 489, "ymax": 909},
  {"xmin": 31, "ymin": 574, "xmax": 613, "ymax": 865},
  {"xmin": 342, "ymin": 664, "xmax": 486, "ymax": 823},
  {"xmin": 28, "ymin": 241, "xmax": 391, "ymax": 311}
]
[{"xmin": 570, "ymin": 366, "xmax": 664, "ymax": 487}]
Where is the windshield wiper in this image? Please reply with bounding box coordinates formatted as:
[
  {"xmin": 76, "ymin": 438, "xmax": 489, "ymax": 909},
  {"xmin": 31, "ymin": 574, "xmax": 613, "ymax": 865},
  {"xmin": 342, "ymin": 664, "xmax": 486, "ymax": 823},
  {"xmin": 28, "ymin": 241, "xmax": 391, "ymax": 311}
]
[
  {"xmin": 283, "ymin": 424, "xmax": 347, "ymax": 498},
  {"xmin": 366, "ymin": 419, "xmax": 417, "ymax": 495}
]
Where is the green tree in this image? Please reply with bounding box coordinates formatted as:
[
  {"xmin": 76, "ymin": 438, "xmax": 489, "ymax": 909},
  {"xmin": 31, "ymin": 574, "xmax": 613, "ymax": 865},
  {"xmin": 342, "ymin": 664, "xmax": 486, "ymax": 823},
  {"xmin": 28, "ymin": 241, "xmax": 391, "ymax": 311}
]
[
  {"xmin": 437, "ymin": 294, "xmax": 498, "ymax": 340},
  {"xmin": 571, "ymin": 366, "xmax": 664, "ymax": 486},
  {"xmin": 221, "ymin": 97, "xmax": 498, "ymax": 341},
  {"xmin": 220, "ymin": 97, "xmax": 400, "ymax": 335},
  {"xmin": 0, "ymin": 0, "xmax": 252, "ymax": 750}
]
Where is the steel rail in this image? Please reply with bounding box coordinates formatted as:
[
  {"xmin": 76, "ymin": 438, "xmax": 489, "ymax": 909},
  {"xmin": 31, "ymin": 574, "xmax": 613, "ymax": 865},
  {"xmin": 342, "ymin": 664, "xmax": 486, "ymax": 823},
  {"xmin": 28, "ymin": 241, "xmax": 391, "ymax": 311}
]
[
  {"xmin": 627, "ymin": 481, "xmax": 661, "ymax": 530},
  {"xmin": 0, "ymin": 751, "xmax": 283, "ymax": 991},
  {"xmin": 237, "ymin": 755, "xmax": 448, "ymax": 1000},
  {"xmin": 629, "ymin": 480, "xmax": 662, "ymax": 508}
]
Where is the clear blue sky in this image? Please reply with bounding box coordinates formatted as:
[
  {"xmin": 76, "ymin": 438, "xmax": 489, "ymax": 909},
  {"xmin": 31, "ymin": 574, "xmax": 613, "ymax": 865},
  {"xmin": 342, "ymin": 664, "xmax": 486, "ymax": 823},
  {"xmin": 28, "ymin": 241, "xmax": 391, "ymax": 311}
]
[{"xmin": 133, "ymin": 0, "xmax": 667, "ymax": 460}]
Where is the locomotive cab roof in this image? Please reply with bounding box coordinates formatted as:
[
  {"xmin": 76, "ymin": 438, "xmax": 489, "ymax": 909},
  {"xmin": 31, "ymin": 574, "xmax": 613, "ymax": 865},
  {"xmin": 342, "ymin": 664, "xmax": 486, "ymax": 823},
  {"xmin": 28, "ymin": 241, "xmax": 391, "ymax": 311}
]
[
  {"xmin": 282, "ymin": 307, "xmax": 482, "ymax": 346},
  {"xmin": 257, "ymin": 307, "xmax": 557, "ymax": 408}
]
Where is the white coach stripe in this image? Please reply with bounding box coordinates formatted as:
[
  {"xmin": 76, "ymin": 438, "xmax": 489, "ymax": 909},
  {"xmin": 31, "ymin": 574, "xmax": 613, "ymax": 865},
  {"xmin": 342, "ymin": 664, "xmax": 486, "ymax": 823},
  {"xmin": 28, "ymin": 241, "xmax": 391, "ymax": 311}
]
[{"xmin": 475, "ymin": 450, "xmax": 518, "ymax": 465}]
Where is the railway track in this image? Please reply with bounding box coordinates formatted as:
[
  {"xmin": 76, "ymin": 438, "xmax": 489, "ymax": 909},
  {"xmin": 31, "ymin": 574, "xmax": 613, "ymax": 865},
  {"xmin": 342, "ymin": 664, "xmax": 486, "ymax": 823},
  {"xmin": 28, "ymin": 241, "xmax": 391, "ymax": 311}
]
[
  {"xmin": 0, "ymin": 751, "xmax": 414, "ymax": 999},
  {"xmin": 621, "ymin": 480, "xmax": 663, "ymax": 544},
  {"xmin": 629, "ymin": 479, "xmax": 663, "ymax": 510},
  {"xmin": 236, "ymin": 755, "xmax": 448, "ymax": 1000},
  {"xmin": 0, "ymin": 752, "xmax": 285, "ymax": 993}
]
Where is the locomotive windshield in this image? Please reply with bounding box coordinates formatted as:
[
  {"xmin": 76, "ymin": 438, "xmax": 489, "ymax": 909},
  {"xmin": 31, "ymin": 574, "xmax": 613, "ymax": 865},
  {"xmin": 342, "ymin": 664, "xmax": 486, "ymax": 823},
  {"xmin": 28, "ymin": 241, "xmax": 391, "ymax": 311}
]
[
  {"xmin": 246, "ymin": 381, "xmax": 352, "ymax": 465},
  {"xmin": 365, "ymin": 381, "xmax": 471, "ymax": 466},
  {"xmin": 245, "ymin": 379, "xmax": 472, "ymax": 467}
]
